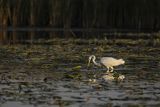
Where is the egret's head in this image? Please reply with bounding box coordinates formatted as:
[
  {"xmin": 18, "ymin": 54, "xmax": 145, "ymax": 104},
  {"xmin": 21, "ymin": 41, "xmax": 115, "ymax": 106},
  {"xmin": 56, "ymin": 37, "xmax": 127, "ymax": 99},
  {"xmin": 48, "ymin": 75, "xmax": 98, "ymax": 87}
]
[
  {"xmin": 119, "ymin": 59, "xmax": 125, "ymax": 64},
  {"xmin": 88, "ymin": 55, "xmax": 101, "ymax": 67},
  {"xmin": 87, "ymin": 55, "xmax": 93, "ymax": 67}
]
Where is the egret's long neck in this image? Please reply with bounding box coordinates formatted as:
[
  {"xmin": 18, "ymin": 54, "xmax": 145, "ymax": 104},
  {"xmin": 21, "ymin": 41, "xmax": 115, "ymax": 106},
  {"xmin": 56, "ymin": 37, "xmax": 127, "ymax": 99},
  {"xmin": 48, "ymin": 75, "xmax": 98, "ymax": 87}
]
[{"xmin": 92, "ymin": 56, "xmax": 101, "ymax": 66}]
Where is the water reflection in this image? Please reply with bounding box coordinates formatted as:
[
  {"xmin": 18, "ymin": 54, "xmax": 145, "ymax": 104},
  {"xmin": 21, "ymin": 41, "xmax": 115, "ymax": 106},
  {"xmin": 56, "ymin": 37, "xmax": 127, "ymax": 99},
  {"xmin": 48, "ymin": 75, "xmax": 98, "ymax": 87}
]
[
  {"xmin": 0, "ymin": 68, "xmax": 160, "ymax": 107},
  {"xmin": 102, "ymin": 72, "xmax": 125, "ymax": 82}
]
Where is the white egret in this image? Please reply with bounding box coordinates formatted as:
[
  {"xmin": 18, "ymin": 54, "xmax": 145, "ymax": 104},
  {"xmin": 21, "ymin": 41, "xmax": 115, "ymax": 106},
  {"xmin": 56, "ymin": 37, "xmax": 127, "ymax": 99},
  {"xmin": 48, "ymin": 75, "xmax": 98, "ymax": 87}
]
[{"xmin": 88, "ymin": 55, "xmax": 125, "ymax": 72}]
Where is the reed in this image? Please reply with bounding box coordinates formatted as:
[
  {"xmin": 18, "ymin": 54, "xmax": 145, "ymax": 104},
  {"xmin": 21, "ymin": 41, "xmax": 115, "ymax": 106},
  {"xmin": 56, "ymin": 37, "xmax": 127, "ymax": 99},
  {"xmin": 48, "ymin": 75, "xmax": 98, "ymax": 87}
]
[{"xmin": 0, "ymin": 0, "xmax": 160, "ymax": 42}]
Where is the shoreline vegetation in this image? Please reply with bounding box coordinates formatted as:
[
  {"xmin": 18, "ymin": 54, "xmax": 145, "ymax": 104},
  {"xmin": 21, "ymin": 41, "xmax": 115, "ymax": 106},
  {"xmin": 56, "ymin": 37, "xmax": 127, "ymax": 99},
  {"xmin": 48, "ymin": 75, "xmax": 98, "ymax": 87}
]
[
  {"xmin": 0, "ymin": 31, "xmax": 160, "ymax": 44},
  {"xmin": 0, "ymin": 0, "xmax": 160, "ymax": 43},
  {"xmin": 0, "ymin": 32, "xmax": 160, "ymax": 45}
]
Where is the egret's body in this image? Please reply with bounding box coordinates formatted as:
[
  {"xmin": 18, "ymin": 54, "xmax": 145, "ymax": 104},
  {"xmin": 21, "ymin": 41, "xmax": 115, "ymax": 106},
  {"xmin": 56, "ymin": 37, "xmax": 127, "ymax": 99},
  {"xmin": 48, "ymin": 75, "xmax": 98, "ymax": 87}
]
[{"xmin": 88, "ymin": 55, "xmax": 125, "ymax": 72}]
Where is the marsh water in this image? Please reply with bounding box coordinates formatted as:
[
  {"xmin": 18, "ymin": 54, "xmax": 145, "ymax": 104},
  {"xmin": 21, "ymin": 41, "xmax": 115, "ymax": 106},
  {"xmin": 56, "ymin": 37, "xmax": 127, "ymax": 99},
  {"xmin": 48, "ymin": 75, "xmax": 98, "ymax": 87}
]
[{"xmin": 0, "ymin": 39, "xmax": 160, "ymax": 107}]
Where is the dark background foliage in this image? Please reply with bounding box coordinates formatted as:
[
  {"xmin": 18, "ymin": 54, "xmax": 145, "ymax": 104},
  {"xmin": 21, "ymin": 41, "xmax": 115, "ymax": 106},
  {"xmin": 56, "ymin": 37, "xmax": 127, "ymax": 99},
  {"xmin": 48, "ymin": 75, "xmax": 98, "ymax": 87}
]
[{"xmin": 0, "ymin": 0, "xmax": 160, "ymax": 42}]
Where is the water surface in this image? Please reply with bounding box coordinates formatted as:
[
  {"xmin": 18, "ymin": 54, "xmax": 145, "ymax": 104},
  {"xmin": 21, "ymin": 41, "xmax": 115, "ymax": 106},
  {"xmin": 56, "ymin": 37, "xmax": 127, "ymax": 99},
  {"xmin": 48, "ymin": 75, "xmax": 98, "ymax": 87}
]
[{"xmin": 0, "ymin": 39, "xmax": 160, "ymax": 107}]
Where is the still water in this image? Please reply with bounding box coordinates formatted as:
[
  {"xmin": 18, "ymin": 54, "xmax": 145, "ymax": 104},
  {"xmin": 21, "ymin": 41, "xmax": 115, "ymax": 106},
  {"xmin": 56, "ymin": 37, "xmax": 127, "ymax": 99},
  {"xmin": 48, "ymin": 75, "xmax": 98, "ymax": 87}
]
[{"xmin": 0, "ymin": 39, "xmax": 160, "ymax": 107}]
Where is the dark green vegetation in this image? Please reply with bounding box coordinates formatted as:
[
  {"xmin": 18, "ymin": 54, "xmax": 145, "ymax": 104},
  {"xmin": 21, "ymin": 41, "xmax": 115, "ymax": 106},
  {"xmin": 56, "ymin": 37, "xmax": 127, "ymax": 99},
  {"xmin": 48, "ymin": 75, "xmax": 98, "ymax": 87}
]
[
  {"xmin": 0, "ymin": 0, "xmax": 160, "ymax": 42},
  {"xmin": 0, "ymin": 39, "xmax": 160, "ymax": 107}
]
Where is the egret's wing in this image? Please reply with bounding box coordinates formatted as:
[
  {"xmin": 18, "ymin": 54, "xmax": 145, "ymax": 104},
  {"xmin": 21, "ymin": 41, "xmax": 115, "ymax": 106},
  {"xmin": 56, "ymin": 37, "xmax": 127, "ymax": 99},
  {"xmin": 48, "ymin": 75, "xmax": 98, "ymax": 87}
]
[{"xmin": 100, "ymin": 57, "xmax": 118, "ymax": 66}]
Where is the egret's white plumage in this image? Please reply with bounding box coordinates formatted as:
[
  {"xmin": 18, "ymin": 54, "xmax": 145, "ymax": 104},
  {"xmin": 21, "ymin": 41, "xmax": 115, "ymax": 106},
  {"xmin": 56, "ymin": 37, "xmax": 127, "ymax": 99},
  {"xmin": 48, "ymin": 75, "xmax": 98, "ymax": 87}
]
[{"xmin": 88, "ymin": 55, "xmax": 125, "ymax": 72}]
